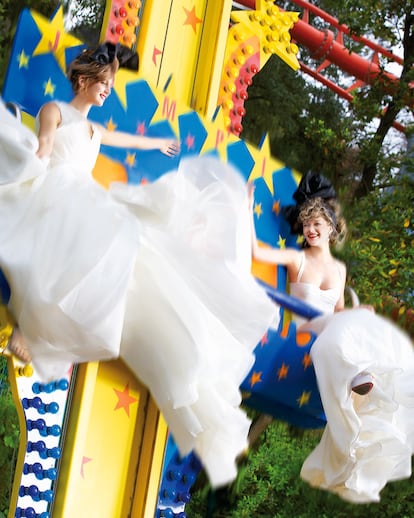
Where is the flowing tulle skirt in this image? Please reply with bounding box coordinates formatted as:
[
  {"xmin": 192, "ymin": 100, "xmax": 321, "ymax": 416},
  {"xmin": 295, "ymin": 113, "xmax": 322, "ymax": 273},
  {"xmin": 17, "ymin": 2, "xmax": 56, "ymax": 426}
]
[
  {"xmin": 0, "ymin": 102, "xmax": 277, "ymax": 486},
  {"xmin": 300, "ymin": 308, "xmax": 414, "ymax": 503}
]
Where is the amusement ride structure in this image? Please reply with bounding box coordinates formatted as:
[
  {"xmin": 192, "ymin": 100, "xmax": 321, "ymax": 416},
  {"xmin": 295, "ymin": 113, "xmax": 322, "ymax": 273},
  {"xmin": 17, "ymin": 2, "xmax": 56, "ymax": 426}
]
[{"xmin": 0, "ymin": 1, "xmax": 408, "ymax": 517}]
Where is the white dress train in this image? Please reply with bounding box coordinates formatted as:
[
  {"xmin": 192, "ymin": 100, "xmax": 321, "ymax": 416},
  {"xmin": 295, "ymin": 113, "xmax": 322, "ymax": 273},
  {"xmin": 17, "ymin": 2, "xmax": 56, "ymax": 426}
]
[
  {"xmin": 291, "ymin": 273, "xmax": 414, "ymax": 502},
  {"xmin": 0, "ymin": 100, "xmax": 277, "ymax": 487}
]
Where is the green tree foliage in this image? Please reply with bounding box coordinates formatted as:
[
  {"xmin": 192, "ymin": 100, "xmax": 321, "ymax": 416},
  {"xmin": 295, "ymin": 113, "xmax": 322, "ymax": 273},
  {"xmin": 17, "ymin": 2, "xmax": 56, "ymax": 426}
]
[
  {"xmin": 0, "ymin": 358, "xmax": 19, "ymax": 517},
  {"xmin": 316, "ymin": 0, "xmax": 414, "ymax": 197},
  {"xmin": 61, "ymin": 0, "xmax": 105, "ymax": 46},
  {"xmin": 339, "ymin": 177, "xmax": 414, "ymax": 335},
  {"xmin": 187, "ymin": 420, "xmax": 414, "ymax": 517}
]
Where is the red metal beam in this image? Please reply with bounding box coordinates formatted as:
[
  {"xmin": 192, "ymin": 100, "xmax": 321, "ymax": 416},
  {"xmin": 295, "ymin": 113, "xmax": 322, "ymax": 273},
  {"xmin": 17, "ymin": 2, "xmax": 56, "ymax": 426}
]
[{"xmin": 237, "ymin": 0, "xmax": 402, "ymax": 90}]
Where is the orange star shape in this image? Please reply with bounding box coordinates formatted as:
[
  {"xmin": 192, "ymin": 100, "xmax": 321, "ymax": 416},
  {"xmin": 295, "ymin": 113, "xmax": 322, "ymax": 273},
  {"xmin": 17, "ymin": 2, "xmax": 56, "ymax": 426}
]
[
  {"xmin": 249, "ymin": 371, "xmax": 263, "ymax": 387},
  {"xmin": 125, "ymin": 152, "xmax": 136, "ymax": 167},
  {"xmin": 277, "ymin": 363, "xmax": 289, "ymax": 381},
  {"xmin": 183, "ymin": 6, "xmax": 202, "ymax": 33},
  {"xmin": 272, "ymin": 199, "xmax": 281, "ymax": 215},
  {"xmin": 114, "ymin": 383, "xmax": 138, "ymax": 417},
  {"xmin": 302, "ymin": 353, "xmax": 312, "ymax": 370}
]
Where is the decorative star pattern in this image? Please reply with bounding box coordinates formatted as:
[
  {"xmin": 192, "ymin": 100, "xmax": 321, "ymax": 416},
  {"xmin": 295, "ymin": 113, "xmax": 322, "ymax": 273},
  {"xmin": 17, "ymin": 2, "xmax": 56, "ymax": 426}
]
[
  {"xmin": 18, "ymin": 50, "xmax": 30, "ymax": 69},
  {"xmin": 2, "ymin": 6, "xmax": 326, "ymax": 433},
  {"xmin": 297, "ymin": 391, "xmax": 311, "ymax": 407},
  {"xmin": 183, "ymin": 5, "xmax": 202, "ymax": 34},
  {"xmin": 43, "ymin": 78, "xmax": 56, "ymax": 97},
  {"xmin": 31, "ymin": 7, "xmax": 83, "ymax": 73},
  {"xmin": 249, "ymin": 371, "xmax": 263, "ymax": 387},
  {"xmin": 113, "ymin": 384, "xmax": 138, "ymax": 417},
  {"xmin": 247, "ymin": 135, "xmax": 285, "ymax": 195},
  {"xmin": 125, "ymin": 152, "xmax": 136, "ymax": 167},
  {"xmin": 277, "ymin": 363, "xmax": 289, "ymax": 381}
]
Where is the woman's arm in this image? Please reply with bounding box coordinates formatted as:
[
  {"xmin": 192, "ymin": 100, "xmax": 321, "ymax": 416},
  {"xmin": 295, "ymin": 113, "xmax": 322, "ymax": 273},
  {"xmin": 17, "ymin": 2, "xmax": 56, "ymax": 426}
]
[
  {"xmin": 249, "ymin": 184, "xmax": 301, "ymax": 268},
  {"xmin": 36, "ymin": 102, "xmax": 62, "ymax": 159},
  {"xmin": 97, "ymin": 124, "xmax": 180, "ymax": 157},
  {"xmin": 334, "ymin": 261, "xmax": 347, "ymax": 312}
]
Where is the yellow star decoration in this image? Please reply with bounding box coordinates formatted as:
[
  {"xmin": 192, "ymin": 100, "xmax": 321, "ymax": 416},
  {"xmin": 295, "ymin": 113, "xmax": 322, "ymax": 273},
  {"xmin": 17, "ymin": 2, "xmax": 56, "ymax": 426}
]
[
  {"xmin": 302, "ymin": 353, "xmax": 312, "ymax": 370},
  {"xmin": 43, "ymin": 78, "xmax": 56, "ymax": 97},
  {"xmin": 18, "ymin": 50, "xmax": 30, "ymax": 69},
  {"xmin": 106, "ymin": 118, "xmax": 117, "ymax": 132},
  {"xmin": 277, "ymin": 235, "xmax": 286, "ymax": 249},
  {"xmin": 31, "ymin": 7, "xmax": 83, "ymax": 73},
  {"xmin": 125, "ymin": 152, "xmax": 136, "ymax": 167},
  {"xmin": 230, "ymin": 0, "xmax": 300, "ymax": 71},
  {"xmin": 250, "ymin": 371, "xmax": 263, "ymax": 387},
  {"xmin": 253, "ymin": 202, "xmax": 263, "ymax": 218},
  {"xmin": 277, "ymin": 363, "xmax": 289, "ymax": 381},
  {"xmin": 297, "ymin": 391, "xmax": 311, "ymax": 407},
  {"xmin": 247, "ymin": 135, "xmax": 285, "ymax": 196}
]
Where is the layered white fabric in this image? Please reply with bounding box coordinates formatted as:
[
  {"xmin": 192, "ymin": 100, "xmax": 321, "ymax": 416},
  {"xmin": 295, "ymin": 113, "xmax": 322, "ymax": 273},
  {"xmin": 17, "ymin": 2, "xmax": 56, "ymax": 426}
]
[
  {"xmin": 0, "ymin": 100, "xmax": 277, "ymax": 487},
  {"xmin": 292, "ymin": 279, "xmax": 414, "ymax": 502}
]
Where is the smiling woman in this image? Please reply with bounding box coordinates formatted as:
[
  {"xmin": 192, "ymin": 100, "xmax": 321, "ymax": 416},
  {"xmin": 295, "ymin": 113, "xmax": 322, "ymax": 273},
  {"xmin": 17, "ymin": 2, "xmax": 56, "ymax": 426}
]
[
  {"xmin": 250, "ymin": 170, "xmax": 414, "ymax": 503},
  {"xmin": 0, "ymin": 41, "xmax": 277, "ymax": 489}
]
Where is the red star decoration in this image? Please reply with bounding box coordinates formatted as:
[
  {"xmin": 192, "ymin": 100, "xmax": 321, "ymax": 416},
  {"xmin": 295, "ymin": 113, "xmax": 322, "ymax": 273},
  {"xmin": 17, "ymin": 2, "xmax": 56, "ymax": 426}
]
[
  {"xmin": 249, "ymin": 371, "xmax": 263, "ymax": 387},
  {"xmin": 137, "ymin": 122, "xmax": 146, "ymax": 135},
  {"xmin": 113, "ymin": 383, "xmax": 138, "ymax": 417},
  {"xmin": 185, "ymin": 133, "xmax": 195, "ymax": 150},
  {"xmin": 260, "ymin": 331, "xmax": 268, "ymax": 346},
  {"xmin": 183, "ymin": 6, "xmax": 202, "ymax": 33},
  {"xmin": 152, "ymin": 46, "xmax": 162, "ymax": 65},
  {"xmin": 81, "ymin": 456, "xmax": 92, "ymax": 478}
]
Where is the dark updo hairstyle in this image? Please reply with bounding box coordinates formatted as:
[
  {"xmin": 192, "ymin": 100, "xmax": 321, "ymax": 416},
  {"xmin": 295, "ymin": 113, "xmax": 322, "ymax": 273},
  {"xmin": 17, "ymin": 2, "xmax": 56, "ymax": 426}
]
[
  {"xmin": 297, "ymin": 196, "xmax": 347, "ymax": 247},
  {"xmin": 67, "ymin": 48, "xmax": 119, "ymax": 94}
]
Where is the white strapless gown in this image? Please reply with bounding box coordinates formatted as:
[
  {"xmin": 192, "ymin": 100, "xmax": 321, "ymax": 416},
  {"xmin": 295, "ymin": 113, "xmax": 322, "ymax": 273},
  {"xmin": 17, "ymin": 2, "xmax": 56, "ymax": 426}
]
[
  {"xmin": 291, "ymin": 282, "xmax": 414, "ymax": 503},
  {"xmin": 0, "ymin": 100, "xmax": 277, "ymax": 487}
]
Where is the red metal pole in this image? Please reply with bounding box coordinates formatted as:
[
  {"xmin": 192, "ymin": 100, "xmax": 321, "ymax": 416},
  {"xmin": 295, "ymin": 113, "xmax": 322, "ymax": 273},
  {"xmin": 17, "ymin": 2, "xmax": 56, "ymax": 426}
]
[
  {"xmin": 285, "ymin": 0, "xmax": 403, "ymax": 65},
  {"xmin": 236, "ymin": 0, "xmax": 401, "ymax": 89}
]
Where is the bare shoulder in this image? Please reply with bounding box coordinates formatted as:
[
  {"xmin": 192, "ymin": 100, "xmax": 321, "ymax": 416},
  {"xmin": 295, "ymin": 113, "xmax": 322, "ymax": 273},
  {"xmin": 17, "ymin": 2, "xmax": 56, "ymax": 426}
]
[
  {"xmin": 38, "ymin": 102, "xmax": 62, "ymax": 124},
  {"xmin": 335, "ymin": 258, "xmax": 347, "ymax": 279}
]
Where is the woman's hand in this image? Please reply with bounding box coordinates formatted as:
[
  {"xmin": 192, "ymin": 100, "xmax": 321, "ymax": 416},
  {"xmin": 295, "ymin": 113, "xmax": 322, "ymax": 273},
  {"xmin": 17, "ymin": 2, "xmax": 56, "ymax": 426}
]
[{"xmin": 159, "ymin": 140, "xmax": 180, "ymax": 157}]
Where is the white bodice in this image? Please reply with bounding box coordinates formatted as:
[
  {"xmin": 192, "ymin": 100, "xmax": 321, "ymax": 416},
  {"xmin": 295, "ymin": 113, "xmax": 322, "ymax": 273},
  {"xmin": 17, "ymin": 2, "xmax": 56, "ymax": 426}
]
[
  {"xmin": 39, "ymin": 102, "xmax": 101, "ymax": 178},
  {"xmin": 290, "ymin": 281, "xmax": 339, "ymax": 316}
]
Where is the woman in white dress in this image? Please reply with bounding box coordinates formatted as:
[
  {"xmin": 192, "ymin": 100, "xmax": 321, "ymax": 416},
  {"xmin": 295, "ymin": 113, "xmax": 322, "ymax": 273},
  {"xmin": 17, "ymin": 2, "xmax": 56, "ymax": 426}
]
[
  {"xmin": 250, "ymin": 172, "xmax": 414, "ymax": 503},
  {"xmin": 0, "ymin": 42, "xmax": 277, "ymax": 488}
]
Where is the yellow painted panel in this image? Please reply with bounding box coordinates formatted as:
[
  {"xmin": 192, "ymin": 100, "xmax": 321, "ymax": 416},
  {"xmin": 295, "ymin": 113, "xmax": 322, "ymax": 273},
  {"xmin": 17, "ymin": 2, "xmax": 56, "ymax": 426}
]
[
  {"xmin": 131, "ymin": 398, "xmax": 169, "ymax": 518},
  {"xmin": 137, "ymin": 0, "xmax": 215, "ymax": 107},
  {"xmin": 136, "ymin": 0, "xmax": 173, "ymax": 87},
  {"xmin": 53, "ymin": 359, "xmax": 150, "ymax": 518},
  {"xmin": 192, "ymin": 0, "xmax": 233, "ymax": 117}
]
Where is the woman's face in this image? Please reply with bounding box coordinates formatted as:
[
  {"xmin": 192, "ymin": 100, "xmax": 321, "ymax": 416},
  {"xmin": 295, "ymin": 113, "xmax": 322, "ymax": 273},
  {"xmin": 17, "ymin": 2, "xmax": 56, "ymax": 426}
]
[
  {"xmin": 302, "ymin": 215, "xmax": 332, "ymax": 247},
  {"xmin": 78, "ymin": 74, "xmax": 114, "ymax": 106}
]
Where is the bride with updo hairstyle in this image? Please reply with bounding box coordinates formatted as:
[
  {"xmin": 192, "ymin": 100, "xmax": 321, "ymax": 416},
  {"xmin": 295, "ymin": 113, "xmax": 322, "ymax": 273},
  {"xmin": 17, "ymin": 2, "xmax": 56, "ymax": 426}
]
[
  {"xmin": 0, "ymin": 41, "xmax": 277, "ymax": 488},
  {"xmin": 250, "ymin": 170, "xmax": 414, "ymax": 504},
  {"xmin": 297, "ymin": 196, "xmax": 347, "ymax": 248}
]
